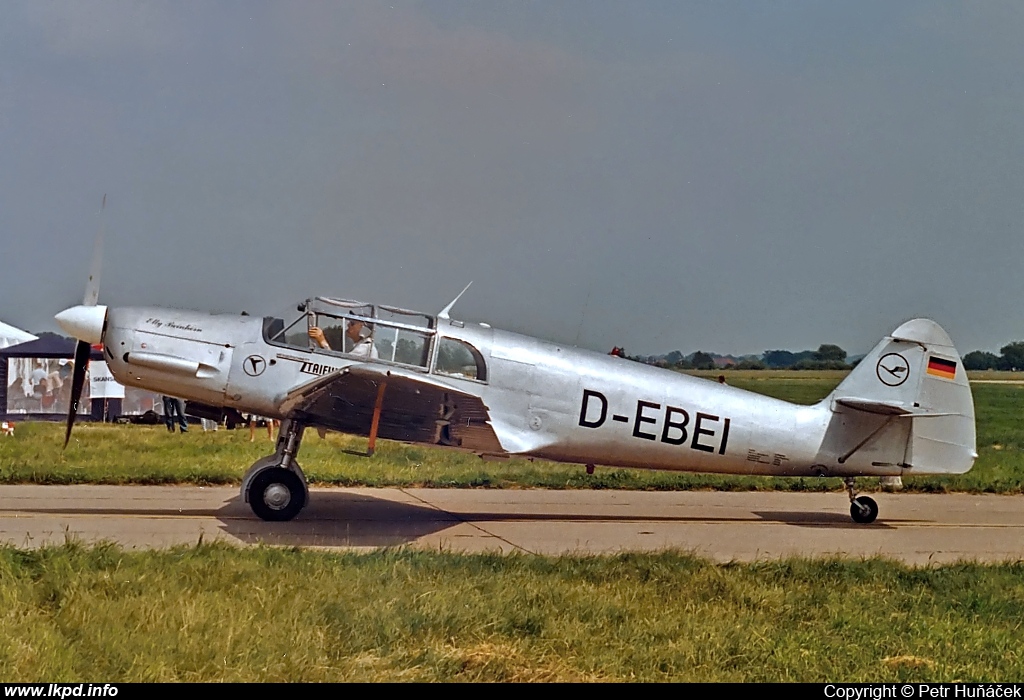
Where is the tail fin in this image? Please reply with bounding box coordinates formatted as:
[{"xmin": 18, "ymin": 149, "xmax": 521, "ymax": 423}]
[{"xmin": 825, "ymin": 318, "xmax": 976, "ymax": 475}]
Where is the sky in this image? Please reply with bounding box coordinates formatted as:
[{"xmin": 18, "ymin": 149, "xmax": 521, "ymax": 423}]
[{"xmin": 2, "ymin": 1, "xmax": 1023, "ymax": 358}]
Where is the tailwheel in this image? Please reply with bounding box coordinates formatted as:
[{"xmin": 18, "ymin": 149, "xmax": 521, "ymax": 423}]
[
  {"xmin": 850, "ymin": 495, "xmax": 878, "ymax": 524},
  {"xmin": 843, "ymin": 477, "xmax": 879, "ymax": 524},
  {"xmin": 249, "ymin": 467, "xmax": 306, "ymax": 521}
]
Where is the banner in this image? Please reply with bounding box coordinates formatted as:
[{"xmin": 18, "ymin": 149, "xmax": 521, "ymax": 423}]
[{"xmin": 88, "ymin": 360, "xmax": 126, "ymax": 399}]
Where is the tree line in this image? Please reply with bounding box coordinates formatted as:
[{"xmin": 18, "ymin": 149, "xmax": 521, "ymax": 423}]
[
  {"xmin": 961, "ymin": 342, "xmax": 1024, "ymax": 371},
  {"xmin": 624, "ymin": 340, "xmax": 1024, "ymax": 372},
  {"xmin": 626, "ymin": 344, "xmax": 853, "ymax": 371}
]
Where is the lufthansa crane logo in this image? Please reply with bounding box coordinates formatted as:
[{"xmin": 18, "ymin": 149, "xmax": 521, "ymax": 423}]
[
  {"xmin": 243, "ymin": 355, "xmax": 267, "ymax": 377},
  {"xmin": 876, "ymin": 353, "xmax": 910, "ymax": 387}
]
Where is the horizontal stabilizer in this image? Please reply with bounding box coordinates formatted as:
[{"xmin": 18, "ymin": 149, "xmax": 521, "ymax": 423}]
[{"xmin": 833, "ymin": 397, "xmax": 955, "ymax": 417}]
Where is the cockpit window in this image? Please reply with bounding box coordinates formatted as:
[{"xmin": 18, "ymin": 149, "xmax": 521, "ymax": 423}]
[
  {"xmin": 309, "ymin": 312, "xmax": 379, "ymax": 359},
  {"xmin": 376, "ymin": 305, "xmax": 433, "ymax": 329},
  {"xmin": 434, "ymin": 337, "xmax": 487, "ymax": 381},
  {"xmin": 265, "ymin": 316, "xmax": 307, "ymax": 347},
  {"xmin": 375, "ymin": 326, "xmax": 430, "ymax": 366},
  {"xmin": 265, "ymin": 300, "xmax": 436, "ymax": 369},
  {"xmin": 264, "ymin": 317, "xmax": 285, "ymax": 342}
]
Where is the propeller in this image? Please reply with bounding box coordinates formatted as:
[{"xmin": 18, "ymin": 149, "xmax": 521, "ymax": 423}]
[
  {"xmin": 57, "ymin": 195, "xmax": 108, "ymax": 448},
  {"xmin": 64, "ymin": 338, "xmax": 93, "ymax": 448}
]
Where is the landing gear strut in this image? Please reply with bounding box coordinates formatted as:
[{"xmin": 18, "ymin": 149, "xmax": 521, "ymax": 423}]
[
  {"xmin": 242, "ymin": 419, "xmax": 309, "ymax": 521},
  {"xmin": 844, "ymin": 477, "xmax": 878, "ymax": 524}
]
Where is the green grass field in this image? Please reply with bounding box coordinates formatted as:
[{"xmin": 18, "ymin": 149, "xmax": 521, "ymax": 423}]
[
  {"xmin": 2, "ymin": 373, "xmax": 1023, "ymax": 493},
  {"xmin": 2, "ymin": 372, "xmax": 1024, "ymax": 682},
  {"xmin": 2, "ymin": 543, "xmax": 1024, "ymax": 682}
]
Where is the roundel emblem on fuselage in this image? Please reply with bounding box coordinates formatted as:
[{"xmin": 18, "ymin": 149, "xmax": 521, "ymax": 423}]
[
  {"xmin": 244, "ymin": 355, "xmax": 267, "ymax": 377},
  {"xmin": 876, "ymin": 353, "xmax": 910, "ymax": 387}
]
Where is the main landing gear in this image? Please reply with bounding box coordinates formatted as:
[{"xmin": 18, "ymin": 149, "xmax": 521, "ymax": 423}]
[
  {"xmin": 844, "ymin": 477, "xmax": 879, "ymax": 524},
  {"xmin": 242, "ymin": 419, "xmax": 309, "ymax": 521}
]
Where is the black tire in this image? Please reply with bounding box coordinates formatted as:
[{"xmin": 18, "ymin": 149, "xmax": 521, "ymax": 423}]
[
  {"xmin": 850, "ymin": 495, "xmax": 879, "ymax": 524},
  {"xmin": 249, "ymin": 467, "xmax": 306, "ymax": 521}
]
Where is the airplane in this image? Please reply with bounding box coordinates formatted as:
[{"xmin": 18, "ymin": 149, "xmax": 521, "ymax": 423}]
[{"xmin": 54, "ymin": 272, "xmax": 977, "ymax": 525}]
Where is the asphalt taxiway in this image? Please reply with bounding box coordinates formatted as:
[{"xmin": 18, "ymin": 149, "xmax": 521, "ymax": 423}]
[{"xmin": 1, "ymin": 485, "xmax": 1023, "ymax": 564}]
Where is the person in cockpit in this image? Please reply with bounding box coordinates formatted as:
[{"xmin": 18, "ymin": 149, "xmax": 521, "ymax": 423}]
[{"xmin": 308, "ymin": 318, "xmax": 378, "ymax": 359}]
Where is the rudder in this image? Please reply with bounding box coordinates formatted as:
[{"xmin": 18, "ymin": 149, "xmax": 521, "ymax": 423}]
[{"xmin": 826, "ymin": 318, "xmax": 976, "ymax": 475}]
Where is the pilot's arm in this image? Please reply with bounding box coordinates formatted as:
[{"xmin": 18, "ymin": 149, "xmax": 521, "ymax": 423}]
[{"xmin": 308, "ymin": 326, "xmax": 330, "ymax": 349}]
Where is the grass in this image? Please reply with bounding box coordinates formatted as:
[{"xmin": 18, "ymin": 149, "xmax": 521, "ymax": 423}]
[
  {"xmin": 2, "ymin": 373, "xmax": 1024, "ymax": 682},
  {"xmin": 2, "ymin": 542, "xmax": 1024, "ymax": 682},
  {"xmin": 4, "ymin": 374, "xmax": 1024, "ymax": 493}
]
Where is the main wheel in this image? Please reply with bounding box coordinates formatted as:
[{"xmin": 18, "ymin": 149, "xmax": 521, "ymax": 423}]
[
  {"xmin": 249, "ymin": 467, "xmax": 306, "ymax": 521},
  {"xmin": 850, "ymin": 495, "xmax": 878, "ymax": 524}
]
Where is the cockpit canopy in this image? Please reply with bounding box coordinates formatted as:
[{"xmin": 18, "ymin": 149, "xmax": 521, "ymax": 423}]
[
  {"xmin": 264, "ymin": 297, "xmax": 486, "ymax": 381},
  {"xmin": 311, "ymin": 297, "xmax": 434, "ymax": 329}
]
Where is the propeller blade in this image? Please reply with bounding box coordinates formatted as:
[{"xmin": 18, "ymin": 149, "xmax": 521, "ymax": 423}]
[
  {"xmin": 83, "ymin": 194, "xmax": 105, "ymax": 307},
  {"xmin": 60, "ymin": 196, "xmax": 107, "ymax": 448},
  {"xmin": 63, "ymin": 340, "xmax": 92, "ymax": 449}
]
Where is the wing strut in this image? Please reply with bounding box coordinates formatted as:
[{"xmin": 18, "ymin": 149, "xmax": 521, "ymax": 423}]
[
  {"xmin": 341, "ymin": 380, "xmax": 388, "ymax": 458},
  {"xmin": 367, "ymin": 381, "xmax": 387, "ymax": 457}
]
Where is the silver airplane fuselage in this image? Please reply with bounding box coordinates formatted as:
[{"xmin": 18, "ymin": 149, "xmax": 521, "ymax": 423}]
[
  {"xmin": 56, "ymin": 296, "xmax": 976, "ymax": 522},
  {"xmin": 95, "ymin": 303, "xmax": 965, "ymax": 481}
]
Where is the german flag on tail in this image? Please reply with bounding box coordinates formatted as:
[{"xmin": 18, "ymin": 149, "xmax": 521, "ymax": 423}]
[{"xmin": 926, "ymin": 356, "xmax": 958, "ymax": 380}]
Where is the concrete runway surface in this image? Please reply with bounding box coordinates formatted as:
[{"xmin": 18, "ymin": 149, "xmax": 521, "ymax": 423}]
[{"xmin": 1, "ymin": 485, "xmax": 1023, "ymax": 564}]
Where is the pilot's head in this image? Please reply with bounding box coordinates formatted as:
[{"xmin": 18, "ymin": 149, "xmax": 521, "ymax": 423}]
[{"xmin": 345, "ymin": 319, "xmax": 366, "ymax": 341}]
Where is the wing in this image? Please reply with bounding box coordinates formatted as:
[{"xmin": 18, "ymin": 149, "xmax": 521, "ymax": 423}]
[{"xmin": 278, "ymin": 363, "xmax": 504, "ymax": 453}]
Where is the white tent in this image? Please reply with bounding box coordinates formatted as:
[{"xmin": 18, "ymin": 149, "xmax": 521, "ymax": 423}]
[
  {"xmin": 1, "ymin": 321, "xmax": 38, "ymax": 398},
  {"xmin": 0, "ymin": 321, "xmax": 36, "ymax": 350}
]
